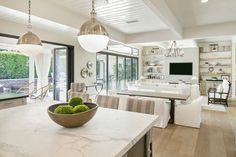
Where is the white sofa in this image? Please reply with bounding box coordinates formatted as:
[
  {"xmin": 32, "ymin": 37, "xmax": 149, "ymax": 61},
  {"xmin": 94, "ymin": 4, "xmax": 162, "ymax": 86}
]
[{"xmin": 128, "ymin": 82, "xmax": 191, "ymax": 96}]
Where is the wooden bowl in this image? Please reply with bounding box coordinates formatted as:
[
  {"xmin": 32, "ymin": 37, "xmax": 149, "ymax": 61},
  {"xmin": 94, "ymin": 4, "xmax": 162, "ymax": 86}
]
[{"xmin": 47, "ymin": 102, "xmax": 98, "ymax": 128}]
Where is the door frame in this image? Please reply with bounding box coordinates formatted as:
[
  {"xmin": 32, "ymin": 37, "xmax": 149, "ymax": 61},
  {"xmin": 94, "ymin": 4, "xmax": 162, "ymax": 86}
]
[{"xmin": 0, "ymin": 33, "xmax": 74, "ymax": 101}]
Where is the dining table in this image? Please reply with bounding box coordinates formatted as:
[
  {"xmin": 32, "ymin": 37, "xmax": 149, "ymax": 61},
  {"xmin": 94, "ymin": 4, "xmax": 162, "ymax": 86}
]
[{"xmin": 117, "ymin": 90, "xmax": 190, "ymax": 123}]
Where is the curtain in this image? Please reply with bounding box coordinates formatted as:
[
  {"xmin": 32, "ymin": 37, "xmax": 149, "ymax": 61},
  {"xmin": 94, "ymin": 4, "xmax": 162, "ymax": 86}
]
[{"xmin": 35, "ymin": 50, "xmax": 51, "ymax": 90}]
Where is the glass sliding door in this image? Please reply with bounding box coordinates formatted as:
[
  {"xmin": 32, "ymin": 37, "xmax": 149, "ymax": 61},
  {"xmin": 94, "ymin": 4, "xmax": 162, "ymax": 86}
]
[
  {"xmin": 53, "ymin": 48, "xmax": 68, "ymax": 101},
  {"xmin": 117, "ymin": 56, "xmax": 125, "ymax": 90},
  {"xmin": 96, "ymin": 52, "xmax": 138, "ymax": 94},
  {"xmin": 125, "ymin": 58, "xmax": 132, "ymax": 88},
  {"xmin": 108, "ymin": 55, "xmax": 117, "ymax": 93},
  {"xmin": 96, "ymin": 54, "xmax": 107, "ymax": 95},
  {"xmin": 132, "ymin": 58, "xmax": 138, "ymax": 81}
]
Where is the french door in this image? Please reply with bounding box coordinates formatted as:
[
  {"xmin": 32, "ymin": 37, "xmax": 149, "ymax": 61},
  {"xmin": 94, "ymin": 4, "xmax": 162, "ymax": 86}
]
[
  {"xmin": 96, "ymin": 52, "xmax": 138, "ymax": 94},
  {"xmin": 53, "ymin": 47, "xmax": 75, "ymax": 101}
]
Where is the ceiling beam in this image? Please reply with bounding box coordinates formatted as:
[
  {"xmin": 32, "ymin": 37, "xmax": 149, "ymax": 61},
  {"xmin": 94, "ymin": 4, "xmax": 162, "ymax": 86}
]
[
  {"xmin": 184, "ymin": 21, "xmax": 236, "ymax": 39},
  {"xmin": 125, "ymin": 30, "xmax": 180, "ymax": 44},
  {"xmin": 143, "ymin": 0, "xmax": 183, "ymax": 38}
]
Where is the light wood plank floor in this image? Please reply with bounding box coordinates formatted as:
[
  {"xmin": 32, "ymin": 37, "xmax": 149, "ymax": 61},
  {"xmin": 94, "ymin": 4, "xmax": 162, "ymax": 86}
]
[{"xmin": 153, "ymin": 100, "xmax": 236, "ymax": 157}]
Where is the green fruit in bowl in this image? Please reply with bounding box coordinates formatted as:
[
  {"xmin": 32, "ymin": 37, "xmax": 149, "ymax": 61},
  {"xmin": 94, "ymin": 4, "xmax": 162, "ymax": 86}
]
[
  {"xmin": 54, "ymin": 105, "xmax": 73, "ymax": 114},
  {"xmin": 68, "ymin": 97, "xmax": 83, "ymax": 107},
  {"xmin": 73, "ymin": 105, "xmax": 89, "ymax": 113}
]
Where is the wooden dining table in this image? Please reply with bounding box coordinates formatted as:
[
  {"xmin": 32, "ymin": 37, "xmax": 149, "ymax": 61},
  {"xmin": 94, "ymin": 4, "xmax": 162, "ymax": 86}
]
[{"xmin": 117, "ymin": 90, "xmax": 190, "ymax": 123}]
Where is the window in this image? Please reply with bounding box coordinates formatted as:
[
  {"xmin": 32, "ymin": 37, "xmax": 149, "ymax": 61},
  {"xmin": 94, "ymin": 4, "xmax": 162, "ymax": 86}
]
[
  {"xmin": 96, "ymin": 52, "xmax": 139, "ymax": 94},
  {"xmin": 107, "ymin": 44, "xmax": 139, "ymax": 56}
]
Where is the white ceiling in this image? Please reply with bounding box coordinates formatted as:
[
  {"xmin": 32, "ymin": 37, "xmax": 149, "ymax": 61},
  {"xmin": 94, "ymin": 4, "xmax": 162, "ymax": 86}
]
[
  {"xmin": 0, "ymin": 6, "xmax": 78, "ymax": 34},
  {"xmin": 49, "ymin": 0, "xmax": 168, "ymax": 34},
  {"xmin": 165, "ymin": 0, "xmax": 236, "ymax": 28}
]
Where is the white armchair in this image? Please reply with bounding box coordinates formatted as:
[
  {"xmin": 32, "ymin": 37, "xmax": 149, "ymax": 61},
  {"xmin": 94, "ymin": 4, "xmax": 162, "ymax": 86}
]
[{"xmin": 175, "ymin": 96, "xmax": 203, "ymax": 128}]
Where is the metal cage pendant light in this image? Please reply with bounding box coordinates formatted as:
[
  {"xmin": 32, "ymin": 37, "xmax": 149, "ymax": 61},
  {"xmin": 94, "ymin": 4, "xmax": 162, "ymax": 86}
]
[
  {"xmin": 17, "ymin": 0, "xmax": 42, "ymax": 47},
  {"xmin": 77, "ymin": 0, "xmax": 109, "ymax": 53},
  {"xmin": 165, "ymin": 41, "xmax": 184, "ymax": 57}
]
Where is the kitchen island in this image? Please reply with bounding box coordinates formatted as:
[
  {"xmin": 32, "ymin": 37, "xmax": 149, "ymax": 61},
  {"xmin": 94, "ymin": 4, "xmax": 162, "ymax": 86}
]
[
  {"xmin": 0, "ymin": 102, "xmax": 158, "ymax": 157},
  {"xmin": 0, "ymin": 93, "xmax": 28, "ymax": 110}
]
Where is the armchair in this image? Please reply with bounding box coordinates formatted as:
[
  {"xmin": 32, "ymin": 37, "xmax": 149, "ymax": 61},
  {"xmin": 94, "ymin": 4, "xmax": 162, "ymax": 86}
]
[
  {"xmin": 68, "ymin": 83, "xmax": 86, "ymax": 99},
  {"xmin": 208, "ymin": 80, "xmax": 231, "ymax": 106}
]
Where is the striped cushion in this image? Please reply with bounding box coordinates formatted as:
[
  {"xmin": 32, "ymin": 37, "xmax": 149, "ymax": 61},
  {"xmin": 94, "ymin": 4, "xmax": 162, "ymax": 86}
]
[
  {"xmin": 126, "ymin": 98, "xmax": 155, "ymax": 115},
  {"xmin": 96, "ymin": 95, "xmax": 119, "ymax": 109},
  {"xmin": 69, "ymin": 93, "xmax": 89, "ymax": 102},
  {"xmin": 70, "ymin": 83, "xmax": 85, "ymax": 92}
]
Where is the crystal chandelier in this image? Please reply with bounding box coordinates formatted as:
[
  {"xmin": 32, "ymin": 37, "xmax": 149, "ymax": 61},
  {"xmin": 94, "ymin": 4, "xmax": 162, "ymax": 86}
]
[
  {"xmin": 165, "ymin": 41, "xmax": 184, "ymax": 57},
  {"xmin": 77, "ymin": 0, "xmax": 109, "ymax": 53}
]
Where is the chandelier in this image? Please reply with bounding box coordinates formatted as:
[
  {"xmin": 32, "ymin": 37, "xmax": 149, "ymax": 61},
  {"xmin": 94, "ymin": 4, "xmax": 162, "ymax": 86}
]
[
  {"xmin": 165, "ymin": 41, "xmax": 184, "ymax": 57},
  {"xmin": 77, "ymin": 0, "xmax": 109, "ymax": 53}
]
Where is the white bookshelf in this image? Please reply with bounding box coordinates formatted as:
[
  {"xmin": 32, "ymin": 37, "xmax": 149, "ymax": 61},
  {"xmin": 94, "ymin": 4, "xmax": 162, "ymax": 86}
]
[
  {"xmin": 142, "ymin": 46, "xmax": 166, "ymax": 79},
  {"xmin": 199, "ymin": 41, "xmax": 232, "ymax": 95}
]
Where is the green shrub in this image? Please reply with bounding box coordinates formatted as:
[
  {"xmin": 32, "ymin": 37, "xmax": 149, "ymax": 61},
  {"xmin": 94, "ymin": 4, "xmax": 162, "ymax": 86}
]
[{"xmin": 0, "ymin": 51, "xmax": 29, "ymax": 79}]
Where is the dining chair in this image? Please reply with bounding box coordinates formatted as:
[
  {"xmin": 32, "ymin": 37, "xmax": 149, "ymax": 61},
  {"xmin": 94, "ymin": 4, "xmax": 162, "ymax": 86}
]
[
  {"xmin": 69, "ymin": 93, "xmax": 90, "ymax": 102},
  {"xmin": 96, "ymin": 95, "xmax": 119, "ymax": 109},
  {"xmin": 125, "ymin": 97, "xmax": 155, "ymax": 115},
  {"xmin": 125, "ymin": 97, "xmax": 155, "ymax": 157}
]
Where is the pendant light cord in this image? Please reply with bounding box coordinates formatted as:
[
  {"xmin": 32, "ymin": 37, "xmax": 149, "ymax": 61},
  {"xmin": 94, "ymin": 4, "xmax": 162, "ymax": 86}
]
[
  {"xmin": 27, "ymin": 0, "xmax": 32, "ymax": 30},
  {"xmin": 90, "ymin": 0, "xmax": 96, "ymax": 18}
]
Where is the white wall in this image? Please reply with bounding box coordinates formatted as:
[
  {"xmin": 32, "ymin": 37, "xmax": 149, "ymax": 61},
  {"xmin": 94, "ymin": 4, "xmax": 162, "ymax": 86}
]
[
  {"xmin": 141, "ymin": 47, "xmax": 199, "ymax": 83},
  {"xmin": 164, "ymin": 48, "xmax": 199, "ymax": 83}
]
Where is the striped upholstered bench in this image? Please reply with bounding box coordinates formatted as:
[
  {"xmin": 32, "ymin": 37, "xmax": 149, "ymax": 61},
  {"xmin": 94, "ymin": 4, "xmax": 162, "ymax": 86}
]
[
  {"xmin": 125, "ymin": 97, "xmax": 155, "ymax": 115},
  {"xmin": 96, "ymin": 95, "xmax": 120, "ymax": 109}
]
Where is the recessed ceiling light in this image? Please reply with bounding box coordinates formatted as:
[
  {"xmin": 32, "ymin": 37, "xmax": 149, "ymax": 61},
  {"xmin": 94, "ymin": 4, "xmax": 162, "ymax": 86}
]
[{"xmin": 201, "ymin": 0, "xmax": 208, "ymax": 3}]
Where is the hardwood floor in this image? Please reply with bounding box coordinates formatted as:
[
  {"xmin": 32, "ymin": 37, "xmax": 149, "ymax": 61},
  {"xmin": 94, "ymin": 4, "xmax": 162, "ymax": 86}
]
[{"xmin": 153, "ymin": 100, "xmax": 236, "ymax": 157}]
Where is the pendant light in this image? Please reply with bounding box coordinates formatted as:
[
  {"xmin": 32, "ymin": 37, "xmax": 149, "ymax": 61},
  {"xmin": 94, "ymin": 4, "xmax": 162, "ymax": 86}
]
[
  {"xmin": 17, "ymin": 0, "xmax": 42, "ymax": 52},
  {"xmin": 78, "ymin": 0, "xmax": 109, "ymax": 53}
]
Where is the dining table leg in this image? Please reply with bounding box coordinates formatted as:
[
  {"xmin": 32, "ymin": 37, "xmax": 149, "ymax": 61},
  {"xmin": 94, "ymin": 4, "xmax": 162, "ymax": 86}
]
[{"xmin": 169, "ymin": 98, "xmax": 175, "ymax": 124}]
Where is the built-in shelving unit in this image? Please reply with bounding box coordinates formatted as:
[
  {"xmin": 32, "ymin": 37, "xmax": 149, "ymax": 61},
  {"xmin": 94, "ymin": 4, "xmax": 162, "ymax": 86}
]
[
  {"xmin": 199, "ymin": 41, "xmax": 232, "ymax": 95},
  {"xmin": 142, "ymin": 47, "xmax": 166, "ymax": 79}
]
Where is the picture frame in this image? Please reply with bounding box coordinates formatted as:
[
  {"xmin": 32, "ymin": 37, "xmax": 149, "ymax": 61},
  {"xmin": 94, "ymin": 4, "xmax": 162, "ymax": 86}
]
[{"xmin": 221, "ymin": 75, "xmax": 230, "ymax": 81}]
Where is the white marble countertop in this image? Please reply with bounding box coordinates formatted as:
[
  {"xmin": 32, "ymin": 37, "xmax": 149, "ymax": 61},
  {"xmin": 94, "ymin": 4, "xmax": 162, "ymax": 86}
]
[{"xmin": 0, "ymin": 103, "xmax": 158, "ymax": 157}]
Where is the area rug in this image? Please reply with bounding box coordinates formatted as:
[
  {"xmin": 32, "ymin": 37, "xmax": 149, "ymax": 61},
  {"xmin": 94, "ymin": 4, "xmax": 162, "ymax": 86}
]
[
  {"xmin": 201, "ymin": 97, "xmax": 226, "ymax": 112},
  {"xmin": 202, "ymin": 103, "xmax": 226, "ymax": 112}
]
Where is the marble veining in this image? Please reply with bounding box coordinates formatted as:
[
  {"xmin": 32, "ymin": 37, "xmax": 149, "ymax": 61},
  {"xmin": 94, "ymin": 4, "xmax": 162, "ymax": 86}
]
[{"xmin": 0, "ymin": 102, "xmax": 158, "ymax": 157}]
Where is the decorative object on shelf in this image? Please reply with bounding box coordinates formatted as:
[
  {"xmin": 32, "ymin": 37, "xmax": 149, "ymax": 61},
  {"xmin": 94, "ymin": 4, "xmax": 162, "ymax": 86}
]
[
  {"xmin": 147, "ymin": 68, "xmax": 153, "ymax": 73},
  {"xmin": 221, "ymin": 75, "xmax": 230, "ymax": 81},
  {"xmin": 165, "ymin": 41, "xmax": 184, "ymax": 57},
  {"xmin": 87, "ymin": 61, "xmax": 93, "ymax": 69},
  {"xmin": 209, "ymin": 43, "xmax": 218, "ymax": 52},
  {"xmin": 17, "ymin": 0, "xmax": 42, "ymax": 55},
  {"xmin": 88, "ymin": 71, "xmax": 93, "ymax": 77},
  {"xmin": 81, "ymin": 68, "xmax": 89, "ymax": 78},
  {"xmin": 211, "ymin": 77, "xmax": 218, "ymax": 80},
  {"xmin": 208, "ymin": 67, "xmax": 214, "ymax": 73},
  {"xmin": 77, "ymin": 0, "xmax": 109, "ymax": 53},
  {"xmin": 218, "ymin": 68, "xmax": 224, "ymax": 74}
]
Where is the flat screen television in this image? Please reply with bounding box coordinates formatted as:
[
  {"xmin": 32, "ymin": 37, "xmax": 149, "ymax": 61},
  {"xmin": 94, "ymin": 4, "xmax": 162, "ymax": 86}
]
[{"xmin": 169, "ymin": 62, "xmax": 192, "ymax": 75}]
